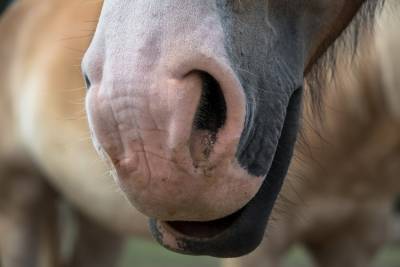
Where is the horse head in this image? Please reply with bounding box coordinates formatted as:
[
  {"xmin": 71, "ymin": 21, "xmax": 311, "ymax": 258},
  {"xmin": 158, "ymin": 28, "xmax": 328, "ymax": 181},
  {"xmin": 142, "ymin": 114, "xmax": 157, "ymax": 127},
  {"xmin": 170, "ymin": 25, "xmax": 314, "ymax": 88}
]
[{"xmin": 82, "ymin": 0, "xmax": 381, "ymax": 257}]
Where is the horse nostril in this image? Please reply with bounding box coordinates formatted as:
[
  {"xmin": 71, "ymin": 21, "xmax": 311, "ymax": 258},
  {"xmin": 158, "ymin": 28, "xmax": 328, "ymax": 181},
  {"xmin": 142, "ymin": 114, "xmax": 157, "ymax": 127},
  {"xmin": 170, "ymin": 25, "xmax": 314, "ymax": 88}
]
[
  {"xmin": 83, "ymin": 73, "xmax": 91, "ymax": 90},
  {"xmin": 193, "ymin": 72, "xmax": 227, "ymax": 136},
  {"xmin": 190, "ymin": 72, "xmax": 227, "ymax": 162}
]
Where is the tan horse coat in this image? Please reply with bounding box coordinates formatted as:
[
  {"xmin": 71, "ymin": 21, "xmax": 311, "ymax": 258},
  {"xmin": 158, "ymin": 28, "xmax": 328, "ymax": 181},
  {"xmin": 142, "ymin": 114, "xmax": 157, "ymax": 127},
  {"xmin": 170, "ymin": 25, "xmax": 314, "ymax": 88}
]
[{"xmin": 0, "ymin": 0, "xmax": 149, "ymax": 237}]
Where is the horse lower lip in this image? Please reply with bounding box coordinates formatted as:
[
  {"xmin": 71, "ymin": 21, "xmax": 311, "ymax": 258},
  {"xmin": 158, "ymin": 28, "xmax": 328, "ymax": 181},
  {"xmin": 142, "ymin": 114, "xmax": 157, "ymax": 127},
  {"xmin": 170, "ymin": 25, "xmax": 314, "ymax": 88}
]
[{"xmin": 164, "ymin": 208, "xmax": 243, "ymax": 240}]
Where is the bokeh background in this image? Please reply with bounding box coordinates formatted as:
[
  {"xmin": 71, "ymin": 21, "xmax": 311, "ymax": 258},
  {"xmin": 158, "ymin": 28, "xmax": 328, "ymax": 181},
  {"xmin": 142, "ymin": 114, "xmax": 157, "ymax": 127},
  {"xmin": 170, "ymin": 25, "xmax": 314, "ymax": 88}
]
[{"xmin": 117, "ymin": 239, "xmax": 400, "ymax": 267}]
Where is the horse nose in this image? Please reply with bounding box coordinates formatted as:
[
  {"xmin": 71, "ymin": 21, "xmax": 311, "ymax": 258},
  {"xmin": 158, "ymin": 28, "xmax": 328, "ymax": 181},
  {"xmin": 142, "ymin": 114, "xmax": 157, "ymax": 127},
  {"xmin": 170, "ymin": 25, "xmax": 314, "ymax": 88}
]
[{"xmin": 86, "ymin": 54, "xmax": 261, "ymax": 222}]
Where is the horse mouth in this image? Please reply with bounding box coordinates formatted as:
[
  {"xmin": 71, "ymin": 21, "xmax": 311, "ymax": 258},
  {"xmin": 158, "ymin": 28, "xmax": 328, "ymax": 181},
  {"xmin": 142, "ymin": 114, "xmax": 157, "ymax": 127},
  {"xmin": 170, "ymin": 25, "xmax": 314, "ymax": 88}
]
[
  {"xmin": 150, "ymin": 180, "xmax": 271, "ymax": 258},
  {"xmin": 150, "ymin": 204, "xmax": 251, "ymax": 257},
  {"xmin": 162, "ymin": 208, "xmax": 242, "ymax": 240}
]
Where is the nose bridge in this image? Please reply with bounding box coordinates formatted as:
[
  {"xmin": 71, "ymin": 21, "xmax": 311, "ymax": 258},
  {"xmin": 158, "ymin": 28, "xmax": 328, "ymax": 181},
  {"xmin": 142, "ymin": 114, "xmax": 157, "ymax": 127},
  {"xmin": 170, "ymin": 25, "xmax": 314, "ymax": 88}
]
[
  {"xmin": 102, "ymin": 0, "xmax": 227, "ymax": 77},
  {"xmin": 154, "ymin": 2, "xmax": 228, "ymax": 79}
]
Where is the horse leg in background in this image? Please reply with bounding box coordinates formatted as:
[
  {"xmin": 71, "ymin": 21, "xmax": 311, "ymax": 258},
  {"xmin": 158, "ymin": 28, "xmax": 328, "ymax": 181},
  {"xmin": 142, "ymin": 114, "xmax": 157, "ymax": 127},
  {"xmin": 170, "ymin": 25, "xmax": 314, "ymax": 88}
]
[
  {"xmin": 67, "ymin": 210, "xmax": 125, "ymax": 267},
  {"xmin": 305, "ymin": 206, "xmax": 391, "ymax": 267},
  {"xmin": 0, "ymin": 161, "xmax": 60, "ymax": 267}
]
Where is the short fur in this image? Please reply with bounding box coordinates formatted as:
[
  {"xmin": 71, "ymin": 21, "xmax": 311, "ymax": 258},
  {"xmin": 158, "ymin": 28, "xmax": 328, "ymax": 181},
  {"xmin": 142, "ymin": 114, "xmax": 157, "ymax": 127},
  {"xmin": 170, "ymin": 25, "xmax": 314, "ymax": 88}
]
[{"xmin": 306, "ymin": 0, "xmax": 385, "ymax": 112}]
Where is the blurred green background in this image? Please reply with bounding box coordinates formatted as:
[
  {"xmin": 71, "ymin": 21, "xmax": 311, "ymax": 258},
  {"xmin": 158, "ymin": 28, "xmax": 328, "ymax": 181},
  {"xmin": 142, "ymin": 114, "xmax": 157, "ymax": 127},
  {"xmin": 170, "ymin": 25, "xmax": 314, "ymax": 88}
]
[{"xmin": 118, "ymin": 238, "xmax": 400, "ymax": 267}]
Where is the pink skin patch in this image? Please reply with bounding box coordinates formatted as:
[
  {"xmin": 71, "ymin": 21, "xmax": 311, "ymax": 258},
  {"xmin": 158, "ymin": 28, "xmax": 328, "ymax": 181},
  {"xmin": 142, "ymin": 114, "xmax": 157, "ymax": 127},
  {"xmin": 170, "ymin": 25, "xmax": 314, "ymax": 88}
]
[
  {"xmin": 84, "ymin": 0, "xmax": 264, "ymax": 222},
  {"xmin": 86, "ymin": 67, "xmax": 264, "ymax": 221}
]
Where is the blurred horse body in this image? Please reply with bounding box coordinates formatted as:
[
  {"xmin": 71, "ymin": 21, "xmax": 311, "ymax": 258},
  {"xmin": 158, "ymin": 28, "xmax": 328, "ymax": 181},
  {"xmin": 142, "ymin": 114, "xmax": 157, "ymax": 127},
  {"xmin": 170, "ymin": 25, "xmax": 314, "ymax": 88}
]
[
  {"xmin": 225, "ymin": 2, "xmax": 400, "ymax": 267},
  {"xmin": 0, "ymin": 1, "xmax": 148, "ymax": 266},
  {"xmin": 0, "ymin": 0, "xmax": 147, "ymax": 232},
  {"xmin": 0, "ymin": 0, "xmax": 13, "ymax": 15}
]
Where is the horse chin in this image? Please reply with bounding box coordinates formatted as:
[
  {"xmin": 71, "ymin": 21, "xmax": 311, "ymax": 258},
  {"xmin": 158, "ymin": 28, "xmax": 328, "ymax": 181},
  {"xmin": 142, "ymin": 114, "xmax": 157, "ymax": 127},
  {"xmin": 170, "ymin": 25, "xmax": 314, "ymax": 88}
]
[{"xmin": 149, "ymin": 89, "xmax": 302, "ymax": 257}]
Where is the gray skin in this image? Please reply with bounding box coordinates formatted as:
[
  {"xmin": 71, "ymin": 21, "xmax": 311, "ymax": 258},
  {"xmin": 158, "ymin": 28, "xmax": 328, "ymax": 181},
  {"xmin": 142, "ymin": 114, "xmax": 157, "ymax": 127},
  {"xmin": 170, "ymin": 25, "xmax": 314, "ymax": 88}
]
[{"xmin": 83, "ymin": 0, "xmax": 374, "ymax": 257}]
